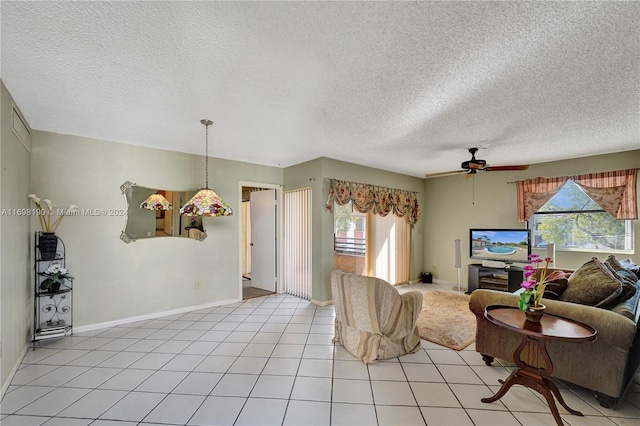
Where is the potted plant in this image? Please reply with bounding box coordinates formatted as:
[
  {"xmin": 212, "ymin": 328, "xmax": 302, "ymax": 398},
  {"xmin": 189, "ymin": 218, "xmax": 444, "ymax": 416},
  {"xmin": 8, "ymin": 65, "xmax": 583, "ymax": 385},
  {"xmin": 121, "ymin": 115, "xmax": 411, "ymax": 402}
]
[
  {"xmin": 40, "ymin": 264, "xmax": 74, "ymax": 294},
  {"xmin": 518, "ymin": 254, "xmax": 553, "ymax": 322}
]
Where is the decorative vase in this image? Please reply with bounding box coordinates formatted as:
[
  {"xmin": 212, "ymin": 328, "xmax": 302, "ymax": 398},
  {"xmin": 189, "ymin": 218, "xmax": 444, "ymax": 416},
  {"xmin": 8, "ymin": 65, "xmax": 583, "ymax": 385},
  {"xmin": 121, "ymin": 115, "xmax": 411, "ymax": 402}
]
[
  {"xmin": 525, "ymin": 304, "xmax": 546, "ymax": 323},
  {"xmin": 38, "ymin": 232, "xmax": 58, "ymax": 260},
  {"xmin": 46, "ymin": 282, "xmax": 61, "ymax": 294}
]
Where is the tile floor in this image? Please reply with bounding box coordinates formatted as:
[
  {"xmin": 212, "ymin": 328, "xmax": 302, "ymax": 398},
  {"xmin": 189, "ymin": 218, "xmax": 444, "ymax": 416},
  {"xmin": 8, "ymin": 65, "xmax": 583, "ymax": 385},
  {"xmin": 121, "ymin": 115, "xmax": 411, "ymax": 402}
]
[{"xmin": 2, "ymin": 282, "xmax": 640, "ymax": 426}]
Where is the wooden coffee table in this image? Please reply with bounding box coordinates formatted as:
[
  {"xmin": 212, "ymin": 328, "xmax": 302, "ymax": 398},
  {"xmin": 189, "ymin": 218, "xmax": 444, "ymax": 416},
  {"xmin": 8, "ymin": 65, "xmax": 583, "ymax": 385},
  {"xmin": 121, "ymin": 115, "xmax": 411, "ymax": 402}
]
[{"xmin": 482, "ymin": 305, "xmax": 597, "ymax": 426}]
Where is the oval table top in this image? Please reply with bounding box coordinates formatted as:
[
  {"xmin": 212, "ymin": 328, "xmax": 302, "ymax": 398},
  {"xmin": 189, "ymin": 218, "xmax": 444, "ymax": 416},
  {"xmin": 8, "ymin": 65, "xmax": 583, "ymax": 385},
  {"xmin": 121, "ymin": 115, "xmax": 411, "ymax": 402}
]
[{"xmin": 485, "ymin": 305, "xmax": 597, "ymax": 343}]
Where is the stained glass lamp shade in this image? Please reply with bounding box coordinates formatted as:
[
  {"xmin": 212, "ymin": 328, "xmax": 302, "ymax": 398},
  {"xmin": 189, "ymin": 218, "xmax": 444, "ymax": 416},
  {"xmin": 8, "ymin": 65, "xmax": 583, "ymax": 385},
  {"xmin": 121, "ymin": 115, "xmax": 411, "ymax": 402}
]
[
  {"xmin": 140, "ymin": 193, "xmax": 172, "ymax": 210},
  {"xmin": 180, "ymin": 189, "xmax": 232, "ymax": 217},
  {"xmin": 179, "ymin": 119, "xmax": 233, "ymax": 217}
]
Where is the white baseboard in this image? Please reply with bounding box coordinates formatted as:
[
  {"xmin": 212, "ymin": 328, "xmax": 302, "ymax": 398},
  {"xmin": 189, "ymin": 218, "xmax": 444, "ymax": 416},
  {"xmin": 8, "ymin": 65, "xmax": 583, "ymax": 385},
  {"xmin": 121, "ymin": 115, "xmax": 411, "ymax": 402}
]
[
  {"xmin": 73, "ymin": 298, "xmax": 239, "ymax": 334},
  {"xmin": 311, "ymin": 298, "xmax": 333, "ymax": 307},
  {"xmin": 1, "ymin": 343, "xmax": 29, "ymax": 399},
  {"xmin": 434, "ymin": 279, "xmax": 468, "ymax": 292}
]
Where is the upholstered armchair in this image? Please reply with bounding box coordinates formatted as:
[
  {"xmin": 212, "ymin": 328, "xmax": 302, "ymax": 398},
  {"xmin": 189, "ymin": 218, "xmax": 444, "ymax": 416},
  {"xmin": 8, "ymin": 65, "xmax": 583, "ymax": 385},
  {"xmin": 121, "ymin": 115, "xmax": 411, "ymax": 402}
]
[{"xmin": 331, "ymin": 270, "xmax": 423, "ymax": 363}]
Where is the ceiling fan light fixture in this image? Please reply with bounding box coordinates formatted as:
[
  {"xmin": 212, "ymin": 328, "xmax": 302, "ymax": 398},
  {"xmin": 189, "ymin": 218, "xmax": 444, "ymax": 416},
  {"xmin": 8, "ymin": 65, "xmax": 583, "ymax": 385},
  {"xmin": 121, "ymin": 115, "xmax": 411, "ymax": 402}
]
[
  {"xmin": 179, "ymin": 119, "xmax": 233, "ymax": 217},
  {"xmin": 462, "ymin": 160, "xmax": 486, "ymax": 170},
  {"xmin": 425, "ymin": 147, "xmax": 529, "ymax": 178}
]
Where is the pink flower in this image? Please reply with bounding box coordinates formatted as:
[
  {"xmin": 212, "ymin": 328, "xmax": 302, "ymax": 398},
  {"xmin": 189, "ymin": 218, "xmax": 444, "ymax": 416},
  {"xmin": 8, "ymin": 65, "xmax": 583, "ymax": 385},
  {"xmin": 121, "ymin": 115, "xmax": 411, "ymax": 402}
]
[
  {"xmin": 521, "ymin": 280, "xmax": 537, "ymax": 290},
  {"xmin": 528, "ymin": 254, "xmax": 543, "ymax": 263}
]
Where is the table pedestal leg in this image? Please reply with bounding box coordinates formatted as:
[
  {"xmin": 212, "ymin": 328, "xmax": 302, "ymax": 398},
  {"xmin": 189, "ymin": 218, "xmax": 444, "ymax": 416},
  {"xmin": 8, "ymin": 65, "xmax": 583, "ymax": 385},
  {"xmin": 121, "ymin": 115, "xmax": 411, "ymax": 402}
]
[
  {"xmin": 481, "ymin": 370, "xmax": 519, "ymax": 403},
  {"xmin": 546, "ymin": 378, "xmax": 583, "ymax": 416},
  {"xmin": 481, "ymin": 334, "xmax": 585, "ymax": 426}
]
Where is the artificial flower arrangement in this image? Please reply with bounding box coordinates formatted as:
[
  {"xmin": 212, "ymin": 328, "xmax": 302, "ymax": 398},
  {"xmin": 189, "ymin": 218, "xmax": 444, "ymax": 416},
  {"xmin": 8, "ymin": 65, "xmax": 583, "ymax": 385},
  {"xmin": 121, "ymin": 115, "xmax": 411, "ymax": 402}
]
[
  {"xmin": 518, "ymin": 253, "xmax": 553, "ymax": 312},
  {"xmin": 27, "ymin": 193, "xmax": 79, "ymax": 232},
  {"xmin": 40, "ymin": 264, "xmax": 74, "ymax": 293}
]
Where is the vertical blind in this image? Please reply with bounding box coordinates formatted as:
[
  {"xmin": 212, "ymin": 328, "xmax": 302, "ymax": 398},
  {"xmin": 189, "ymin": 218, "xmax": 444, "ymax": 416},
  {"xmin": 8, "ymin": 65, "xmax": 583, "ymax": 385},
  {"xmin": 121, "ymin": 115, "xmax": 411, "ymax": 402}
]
[{"xmin": 284, "ymin": 188, "xmax": 312, "ymax": 300}]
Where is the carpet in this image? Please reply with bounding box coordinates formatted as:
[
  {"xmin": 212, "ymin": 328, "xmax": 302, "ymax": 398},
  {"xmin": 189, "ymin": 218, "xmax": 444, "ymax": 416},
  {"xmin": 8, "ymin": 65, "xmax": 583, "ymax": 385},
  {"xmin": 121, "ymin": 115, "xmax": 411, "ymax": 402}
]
[
  {"xmin": 242, "ymin": 286, "xmax": 275, "ymax": 300},
  {"xmin": 416, "ymin": 290, "xmax": 476, "ymax": 351}
]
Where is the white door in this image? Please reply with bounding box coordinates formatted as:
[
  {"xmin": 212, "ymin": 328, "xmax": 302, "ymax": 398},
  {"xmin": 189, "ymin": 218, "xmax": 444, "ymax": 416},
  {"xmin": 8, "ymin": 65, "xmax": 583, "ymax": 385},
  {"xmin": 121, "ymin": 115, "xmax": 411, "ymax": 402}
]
[{"xmin": 250, "ymin": 189, "xmax": 276, "ymax": 291}]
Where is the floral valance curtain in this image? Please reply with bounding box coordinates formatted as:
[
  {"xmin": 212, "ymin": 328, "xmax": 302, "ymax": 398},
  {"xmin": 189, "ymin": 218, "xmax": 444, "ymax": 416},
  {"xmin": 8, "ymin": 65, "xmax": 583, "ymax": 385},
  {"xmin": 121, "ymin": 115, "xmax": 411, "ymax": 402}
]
[
  {"xmin": 516, "ymin": 168, "xmax": 637, "ymax": 222},
  {"xmin": 326, "ymin": 179, "xmax": 421, "ymax": 225}
]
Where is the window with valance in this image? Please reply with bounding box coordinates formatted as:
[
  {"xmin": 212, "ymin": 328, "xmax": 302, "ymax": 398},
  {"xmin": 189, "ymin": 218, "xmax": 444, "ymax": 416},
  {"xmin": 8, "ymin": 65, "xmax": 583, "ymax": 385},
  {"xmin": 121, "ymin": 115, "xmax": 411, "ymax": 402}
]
[
  {"xmin": 326, "ymin": 179, "xmax": 421, "ymax": 225},
  {"xmin": 516, "ymin": 169, "xmax": 637, "ymax": 222}
]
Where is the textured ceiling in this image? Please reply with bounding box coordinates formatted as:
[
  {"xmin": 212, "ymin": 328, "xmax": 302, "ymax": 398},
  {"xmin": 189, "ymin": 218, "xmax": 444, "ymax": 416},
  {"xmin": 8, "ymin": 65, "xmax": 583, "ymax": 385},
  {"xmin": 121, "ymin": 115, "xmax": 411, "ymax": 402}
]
[{"xmin": 1, "ymin": 2, "xmax": 639, "ymax": 177}]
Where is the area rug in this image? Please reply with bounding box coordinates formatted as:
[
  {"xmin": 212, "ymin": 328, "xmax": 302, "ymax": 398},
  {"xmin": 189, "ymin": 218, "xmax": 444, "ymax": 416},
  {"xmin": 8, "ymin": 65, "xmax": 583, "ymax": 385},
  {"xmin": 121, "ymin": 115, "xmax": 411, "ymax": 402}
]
[{"xmin": 416, "ymin": 290, "xmax": 476, "ymax": 350}]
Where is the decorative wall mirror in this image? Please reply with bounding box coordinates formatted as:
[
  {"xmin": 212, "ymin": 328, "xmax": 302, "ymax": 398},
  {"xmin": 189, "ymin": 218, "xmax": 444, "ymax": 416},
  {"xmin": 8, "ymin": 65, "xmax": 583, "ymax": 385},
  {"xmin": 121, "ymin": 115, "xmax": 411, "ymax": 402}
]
[{"xmin": 120, "ymin": 181, "xmax": 206, "ymax": 243}]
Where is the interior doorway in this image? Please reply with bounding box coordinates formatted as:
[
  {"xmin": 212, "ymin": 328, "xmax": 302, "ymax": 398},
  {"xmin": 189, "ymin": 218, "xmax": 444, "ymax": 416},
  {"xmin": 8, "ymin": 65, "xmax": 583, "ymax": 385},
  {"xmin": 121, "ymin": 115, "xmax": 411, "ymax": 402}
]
[{"xmin": 240, "ymin": 183, "xmax": 282, "ymax": 300}]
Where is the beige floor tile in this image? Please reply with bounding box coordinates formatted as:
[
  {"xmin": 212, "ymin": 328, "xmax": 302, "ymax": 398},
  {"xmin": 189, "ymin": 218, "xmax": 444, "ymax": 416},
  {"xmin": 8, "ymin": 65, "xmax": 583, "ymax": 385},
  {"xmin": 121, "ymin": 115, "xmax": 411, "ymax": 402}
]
[{"xmin": 420, "ymin": 407, "xmax": 474, "ymax": 425}]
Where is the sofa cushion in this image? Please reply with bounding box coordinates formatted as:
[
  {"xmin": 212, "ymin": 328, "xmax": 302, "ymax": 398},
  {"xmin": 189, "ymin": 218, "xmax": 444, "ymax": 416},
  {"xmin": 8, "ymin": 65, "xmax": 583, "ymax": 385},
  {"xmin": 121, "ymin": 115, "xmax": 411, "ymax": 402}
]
[{"xmin": 559, "ymin": 257, "xmax": 622, "ymax": 307}]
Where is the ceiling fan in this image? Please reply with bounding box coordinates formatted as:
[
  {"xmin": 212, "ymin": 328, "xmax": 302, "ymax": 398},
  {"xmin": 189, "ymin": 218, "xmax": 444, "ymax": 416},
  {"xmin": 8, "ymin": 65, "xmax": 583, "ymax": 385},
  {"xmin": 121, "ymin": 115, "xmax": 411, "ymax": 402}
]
[{"xmin": 425, "ymin": 147, "xmax": 529, "ymax": 178}]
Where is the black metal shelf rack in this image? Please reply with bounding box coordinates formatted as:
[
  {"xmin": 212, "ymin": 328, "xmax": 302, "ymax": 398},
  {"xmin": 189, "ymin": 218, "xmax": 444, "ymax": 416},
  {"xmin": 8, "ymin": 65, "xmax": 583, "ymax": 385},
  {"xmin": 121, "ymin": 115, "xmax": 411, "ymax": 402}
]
[{"xmin": 33, "ymin": 232, "xmax": 73, "ymax": 347}]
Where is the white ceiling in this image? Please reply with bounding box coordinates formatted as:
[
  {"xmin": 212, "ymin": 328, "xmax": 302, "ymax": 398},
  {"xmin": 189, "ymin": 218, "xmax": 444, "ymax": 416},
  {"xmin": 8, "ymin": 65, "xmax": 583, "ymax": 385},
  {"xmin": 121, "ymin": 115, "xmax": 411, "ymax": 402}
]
[{"xmin": 1, "ymin": 2, "xmax": 639, "ymax": 178}]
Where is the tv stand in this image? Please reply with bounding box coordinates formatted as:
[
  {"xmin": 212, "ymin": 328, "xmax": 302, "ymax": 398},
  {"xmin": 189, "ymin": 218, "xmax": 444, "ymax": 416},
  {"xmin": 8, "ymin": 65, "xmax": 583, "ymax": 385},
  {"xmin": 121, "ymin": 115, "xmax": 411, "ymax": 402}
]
[{"xmin": 467, "ymin": 264, "xmax": 523, "ymax": 294}]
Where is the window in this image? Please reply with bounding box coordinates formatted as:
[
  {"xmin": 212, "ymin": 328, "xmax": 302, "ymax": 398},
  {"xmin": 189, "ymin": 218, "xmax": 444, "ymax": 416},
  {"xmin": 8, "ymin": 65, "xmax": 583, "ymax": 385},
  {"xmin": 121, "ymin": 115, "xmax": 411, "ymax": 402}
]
[
  {"xmin": 334, "ymin": 201, "xmax": 366, "ymax": 256},
  {"xmin": 529, "ymin": 180, "xmax": 634, "ymax": 253},
  {"xmin": 333, "ymin": 200, "xmax": 411, "ymax": 285}
]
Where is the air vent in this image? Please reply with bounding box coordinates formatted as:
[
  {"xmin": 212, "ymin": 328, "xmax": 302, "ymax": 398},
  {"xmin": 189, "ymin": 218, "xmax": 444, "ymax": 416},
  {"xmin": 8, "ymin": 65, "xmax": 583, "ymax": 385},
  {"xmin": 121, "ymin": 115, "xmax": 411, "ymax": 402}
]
[{"xmin": 12, "ymin": 104, "xmax": 30, "ymax": 151}]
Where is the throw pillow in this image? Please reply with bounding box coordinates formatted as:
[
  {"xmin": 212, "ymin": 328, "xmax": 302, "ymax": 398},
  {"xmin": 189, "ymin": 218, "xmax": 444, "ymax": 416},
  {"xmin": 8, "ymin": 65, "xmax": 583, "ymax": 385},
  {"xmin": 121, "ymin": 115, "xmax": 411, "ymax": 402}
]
[
  {"xmin": 620, "ymin": 258, "xmax": 640, "ymax": 280},
  {"xmin": 605, "ymin": 255, "xmax": 638, "ymax": 285},
  {"xmin": 604, "ymin": 255, "xmax": 637, "ymax": 305},
  {"xmin": 611, "ymin": 282, "xmax": 640, "ymax": 320},
  {"xmin": 542, "ymin": 270, "xmax": 569, "ymax": 299},
  {"xmin": 559, "ymin": 257, "xmax": 622, "ymax": 307}
]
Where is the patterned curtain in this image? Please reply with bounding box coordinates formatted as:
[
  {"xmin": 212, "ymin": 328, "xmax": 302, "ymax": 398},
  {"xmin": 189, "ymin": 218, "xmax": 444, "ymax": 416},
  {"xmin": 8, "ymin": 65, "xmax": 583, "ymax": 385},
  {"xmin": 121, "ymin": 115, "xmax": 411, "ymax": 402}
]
[
  {"xmin": 516, "ymin": 176, "xmax": 568, "ymax": 222},
  {"xmin": 373, "ymin": 186, "xmax": 394, "ymax": 217},
  {"xmin": 516, "ymin": 168, "xmax": 638, "ymax": 222},
  {"xmin": 571, "ymin": 169, "xmax": 637, "ymax": 220},
  {"xmin": 352, "ymin": 182, "xmax": 376, "ymax": 213},
  {"xmin": 326, "ymin": 179, "xmax": 421, "ymax": 225}
]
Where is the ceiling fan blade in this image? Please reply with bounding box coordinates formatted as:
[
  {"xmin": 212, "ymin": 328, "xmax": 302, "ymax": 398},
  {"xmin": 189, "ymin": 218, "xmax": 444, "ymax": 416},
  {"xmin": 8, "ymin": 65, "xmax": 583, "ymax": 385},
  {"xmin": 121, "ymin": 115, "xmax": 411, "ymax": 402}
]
[
  {"xmin": 484, "ymin": 165, "xmax": 529, "ymax": 171},
  {"xmin": 425, "ymin": 170, "xmax": 466, "ymax": 179}
]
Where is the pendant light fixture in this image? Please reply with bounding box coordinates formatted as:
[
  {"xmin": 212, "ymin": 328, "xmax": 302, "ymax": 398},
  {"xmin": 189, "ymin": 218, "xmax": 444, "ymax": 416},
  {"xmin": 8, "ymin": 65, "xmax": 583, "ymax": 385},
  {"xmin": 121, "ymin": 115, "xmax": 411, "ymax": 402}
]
[
  {"xmin": 140, "ymin": 193, "xmax": 172, "ymax": 211},
  {"xmin": 180, "ymin": 119, "xmax": 233, "ymax": 217}
]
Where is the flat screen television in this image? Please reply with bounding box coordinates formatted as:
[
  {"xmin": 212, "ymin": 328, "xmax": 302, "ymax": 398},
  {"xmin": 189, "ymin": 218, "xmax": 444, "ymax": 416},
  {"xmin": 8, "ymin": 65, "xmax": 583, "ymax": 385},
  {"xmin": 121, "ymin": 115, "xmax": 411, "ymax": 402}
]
[{"xmin": 469, "ymin": 229, "xmax": 531, "ymax": 264}]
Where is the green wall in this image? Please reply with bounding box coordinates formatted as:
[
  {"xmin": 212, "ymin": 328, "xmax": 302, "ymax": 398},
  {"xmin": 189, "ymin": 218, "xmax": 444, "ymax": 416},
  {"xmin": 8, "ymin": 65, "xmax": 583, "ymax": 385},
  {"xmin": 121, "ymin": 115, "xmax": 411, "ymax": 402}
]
[
  {"xmin": 30, "ymin": 130, "xmax": 283, "ymax": 328},
  {"xmin": 284, "ymin": 157, "xmax": 425, "ymax": 303},
  {"xmin": 2, "ymin": 89, "xmax": 639, "ymax": 394},
  {"xmin": 1, "ymin": 82, "xmax": 32, "ymax": 394},
  {"xmin": 424, "ymin": 150, "xmax": 640, "ymax": 286}
]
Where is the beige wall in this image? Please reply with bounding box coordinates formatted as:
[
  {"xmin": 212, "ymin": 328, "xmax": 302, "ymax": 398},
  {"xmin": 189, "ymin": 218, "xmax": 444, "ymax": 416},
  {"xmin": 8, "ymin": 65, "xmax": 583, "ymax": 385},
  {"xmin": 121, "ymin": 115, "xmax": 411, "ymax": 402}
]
[
  {"xmin": 30, "ymin": 130, "xmax": 283, "ymax": 328},
  {"xmin": 1, "ymin": 82, "xmax": 32, "ymax": 393},
  {"xmin": 284, "ymin": 157, "xmax": 425, "ymax": 303},
  {"xmin": 424, "ymin": 151, "xmax": 640, "ymax": 286}
]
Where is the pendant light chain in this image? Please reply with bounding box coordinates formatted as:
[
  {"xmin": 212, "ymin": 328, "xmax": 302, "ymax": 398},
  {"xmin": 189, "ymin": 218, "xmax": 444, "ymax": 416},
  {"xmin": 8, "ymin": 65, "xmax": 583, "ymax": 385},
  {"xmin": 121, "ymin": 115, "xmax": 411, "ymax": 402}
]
[
  {"xmin": 201, "ymin": 119, "xmax": 213, "ymax": 190},
  {"xmin": 205, "ymin": 122, "xmax": 209, "ymax": 189},
  {"xmin": 178, "ymin": 118, "xmax": 232, "ymax": 217}
]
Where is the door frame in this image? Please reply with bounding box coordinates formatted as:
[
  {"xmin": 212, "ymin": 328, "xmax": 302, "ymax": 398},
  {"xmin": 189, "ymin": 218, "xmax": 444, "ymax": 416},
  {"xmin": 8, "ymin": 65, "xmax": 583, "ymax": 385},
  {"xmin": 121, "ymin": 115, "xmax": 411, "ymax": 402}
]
[{"xmin": 238, "ymin": 181, "xmax": 284, "ymax": 300}]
